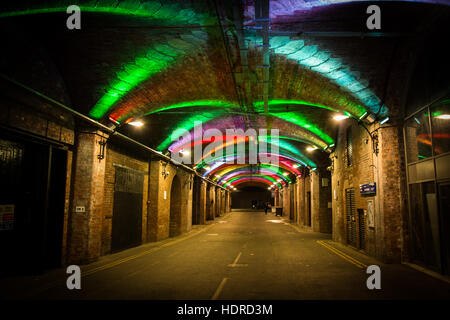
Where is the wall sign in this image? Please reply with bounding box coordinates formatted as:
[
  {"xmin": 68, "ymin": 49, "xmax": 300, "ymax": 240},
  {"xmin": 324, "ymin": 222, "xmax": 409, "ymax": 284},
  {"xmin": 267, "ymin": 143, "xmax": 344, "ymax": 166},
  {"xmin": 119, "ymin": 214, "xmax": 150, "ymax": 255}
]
[
  {"xmin": 360, "ymin": 182, "xmax": 376, "ymax": 195},
  {"xmin": 0, "ymin": 204, "xmax": 14, "ymax": 230}
]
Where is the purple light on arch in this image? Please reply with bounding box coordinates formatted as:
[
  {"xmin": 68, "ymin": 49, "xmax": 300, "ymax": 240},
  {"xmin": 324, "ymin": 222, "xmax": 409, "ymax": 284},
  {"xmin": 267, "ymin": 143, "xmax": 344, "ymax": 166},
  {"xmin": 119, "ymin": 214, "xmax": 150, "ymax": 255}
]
[{"xmin": 244, "ymin": 0, "xmax": 449, "ymax": 21}]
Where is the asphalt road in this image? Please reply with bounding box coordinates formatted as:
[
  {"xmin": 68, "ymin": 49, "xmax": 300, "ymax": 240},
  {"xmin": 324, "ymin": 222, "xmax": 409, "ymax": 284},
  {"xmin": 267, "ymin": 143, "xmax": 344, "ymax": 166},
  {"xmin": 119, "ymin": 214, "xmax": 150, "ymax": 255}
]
[{"xmin": 2, "ymin": 210, "xmax": 450, "ymax": 300}]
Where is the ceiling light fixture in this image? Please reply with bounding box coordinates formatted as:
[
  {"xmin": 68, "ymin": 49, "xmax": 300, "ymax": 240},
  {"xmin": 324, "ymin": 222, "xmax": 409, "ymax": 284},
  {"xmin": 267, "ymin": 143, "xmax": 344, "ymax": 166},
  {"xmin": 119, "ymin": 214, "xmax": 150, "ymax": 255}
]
[
  {"xmin": 333, "ymin": 114, "xmax": 349, "ymax": 121},
  {"xmin": 129, "ymin": 120, "xmax": 144, "ymax": 127},
  {"xmin": 380, "ymin": 117, "xmax": 389, "ymax": 125}
]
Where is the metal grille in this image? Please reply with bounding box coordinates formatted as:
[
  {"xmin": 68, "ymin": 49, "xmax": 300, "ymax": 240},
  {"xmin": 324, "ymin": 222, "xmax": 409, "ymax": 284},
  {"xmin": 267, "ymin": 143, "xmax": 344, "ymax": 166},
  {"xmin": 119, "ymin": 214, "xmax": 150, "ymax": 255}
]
[
  {"xmin": 346, "ymin": 188, "xmax": 357, "ymax": 247},
  {"xmin": 114, "ymin": 166, "xmax": 144, "ymax": 194},
  {"xmin": 358, "ymin": 209, "xmax": 366, "ymax": 250},
  {"xmin": 111, "ymin": 166, "xmax": 144, "ymax": 252}
]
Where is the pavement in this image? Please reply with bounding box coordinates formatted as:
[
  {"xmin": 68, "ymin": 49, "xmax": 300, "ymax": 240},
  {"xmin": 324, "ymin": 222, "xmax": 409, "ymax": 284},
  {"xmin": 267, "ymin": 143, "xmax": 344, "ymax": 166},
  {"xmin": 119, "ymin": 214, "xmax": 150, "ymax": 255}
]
[{"xmin": 1, "ymin": 209, "xmax": 449, "ymax": 300}]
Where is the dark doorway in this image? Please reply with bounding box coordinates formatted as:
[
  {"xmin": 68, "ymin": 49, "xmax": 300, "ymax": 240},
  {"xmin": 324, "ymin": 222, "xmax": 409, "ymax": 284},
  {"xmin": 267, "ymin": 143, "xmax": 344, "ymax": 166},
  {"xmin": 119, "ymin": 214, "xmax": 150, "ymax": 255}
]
[
  {"xmin": 111, "ymin": 166, "xmax": 143, "ymax": 252},
  {"xmin": 409, "ymin": 182, "xmax": 441, "ymax": 272},
  {"xmin": 438, "ymin": 182, "xmax": 450, "ymax": 275},
  {"xmin": 0, "ymin": 132, "xmax": 67, "ymax": 275},
  {"xmin": 45, "ymin": 147, "xmax": 67, "ymax": 268},
  {"xmin": 169, "ymin": 175, "xmax": 182, "ymax": 237}
]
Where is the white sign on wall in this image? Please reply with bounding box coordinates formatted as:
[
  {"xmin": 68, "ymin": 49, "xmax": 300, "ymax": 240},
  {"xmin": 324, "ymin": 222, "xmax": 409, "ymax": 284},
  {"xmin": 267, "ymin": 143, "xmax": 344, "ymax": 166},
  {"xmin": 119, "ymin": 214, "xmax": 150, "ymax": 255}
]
[
  {"xmin": 164, "ymin": 191, "xmax": 167, "ymax": 200},
  {"xmin": 367, "ymin": 199, "xmax": 375, "ymax": 228}
]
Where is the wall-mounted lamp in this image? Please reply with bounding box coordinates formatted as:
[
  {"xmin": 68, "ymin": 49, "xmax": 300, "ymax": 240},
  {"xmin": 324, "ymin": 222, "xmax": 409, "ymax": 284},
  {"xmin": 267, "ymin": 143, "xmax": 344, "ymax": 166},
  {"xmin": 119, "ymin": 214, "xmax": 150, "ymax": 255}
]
[
  {"xmin": 380, "ymin": 117, "xmax": 389, "ymax": 125},
  {"xmin": 334, "ymin": 113, "xmax": 379, "ymax": 154},
  {"xmin": 97, "ymin": 138, "xmax": 107, "ymax": 160},
  {"xmin": 161, "ymin": 162, "xmax": 170, "ymax": 179}
]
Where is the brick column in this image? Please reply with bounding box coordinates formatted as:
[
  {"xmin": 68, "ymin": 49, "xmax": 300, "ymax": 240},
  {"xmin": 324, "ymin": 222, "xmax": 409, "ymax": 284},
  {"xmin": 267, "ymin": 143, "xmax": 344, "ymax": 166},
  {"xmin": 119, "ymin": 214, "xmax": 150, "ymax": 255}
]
[
  {"xmin": 297, "ymin": 177, "xmax": 305, "ymax": 226},
  {"xmin": 376, "ymin": 125, "xmax": 407, "ymax": 263},
  {"xmin": 148, "ymin": 160, "xmax": 175, "ymax": 241},
  {"xmin": 311, "ymin": 169, "xmax": 332, "ymax": 233},
  {"xmin": 199, "ymin": 181, "xmax": 207, "ymax": 224},
  {"xmin": 68, "ymin": 130, "xmax": 107, "ymax": 264}
]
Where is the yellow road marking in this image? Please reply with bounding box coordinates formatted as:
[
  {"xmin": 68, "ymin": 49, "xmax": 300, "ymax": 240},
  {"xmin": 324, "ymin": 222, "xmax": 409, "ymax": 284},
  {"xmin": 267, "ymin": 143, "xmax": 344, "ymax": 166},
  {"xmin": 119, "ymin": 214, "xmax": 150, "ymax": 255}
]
[
  {"xmin": 211, "ymin": 277, "xmax": 228, "ymax": 300},
  {"xmin": 282, "ymin": 221, "xmax": 367, "ymax": 269},
  {"xmin": 83, "ymin": 223, "xmax": 215, "ymax": 277},
  {"xmin": 317, "ymin": 240, "xmax": 367, "ymax": 269},
  {"xmin": 228, "ymin": 251, "xmax": 248, "ymax": 267},
  {"xmin": 232, "ymin": 252, "xmax": 242, "ymax": 265}
]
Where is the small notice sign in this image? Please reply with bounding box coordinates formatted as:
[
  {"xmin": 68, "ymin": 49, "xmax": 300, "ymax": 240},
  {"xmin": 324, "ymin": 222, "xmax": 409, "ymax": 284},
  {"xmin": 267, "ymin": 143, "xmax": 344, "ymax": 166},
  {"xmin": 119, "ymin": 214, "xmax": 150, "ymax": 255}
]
[
  {"xmin": 360, "ymin": 183, "xmax": 376, "ymax": 195},
  {"xmin": 0, "ymin": 204, "xmax": 14, "ymax": 230}
]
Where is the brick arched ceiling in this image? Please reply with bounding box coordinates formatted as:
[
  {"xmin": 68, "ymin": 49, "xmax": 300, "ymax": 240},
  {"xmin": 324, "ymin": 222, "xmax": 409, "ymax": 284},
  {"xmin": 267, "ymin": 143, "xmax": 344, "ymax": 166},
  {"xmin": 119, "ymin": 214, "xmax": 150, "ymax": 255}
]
[{"xmin": 1, "ymin": 0, "xmax": 448, "ymax": 190}]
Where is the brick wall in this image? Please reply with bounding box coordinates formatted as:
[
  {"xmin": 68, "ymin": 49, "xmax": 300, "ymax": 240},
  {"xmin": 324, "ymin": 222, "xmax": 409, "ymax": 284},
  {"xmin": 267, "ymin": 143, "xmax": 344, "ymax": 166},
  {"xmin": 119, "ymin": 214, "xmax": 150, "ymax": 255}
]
[
  {"xmin": 332, "ymin": 121, "xmax": 378, "ymax": 255},
  {"xmin": 311, "ymin": 169, "xmax": 332, "ymax": 233},
  {"xmin": 148, "ymin": 160, "xmax": 194, "ymax": 241},
  {"xmin": 61, "ymin": 151, "xmax": 73, "ymax": 266},
  {"xmin": 67, "ymin": 130, "xmax": 107, "ymax": 264},
  {"xmin": 330, "ymin": 118, "xmax": 408, "ymax": 263}
]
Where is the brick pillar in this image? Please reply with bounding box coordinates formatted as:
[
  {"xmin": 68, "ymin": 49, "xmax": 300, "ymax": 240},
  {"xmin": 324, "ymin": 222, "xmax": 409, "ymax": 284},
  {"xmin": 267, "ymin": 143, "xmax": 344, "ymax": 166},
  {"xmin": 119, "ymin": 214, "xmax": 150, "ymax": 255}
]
[
  {"xmin": 282, "ymin": 187, "xmax": 290, "ymax": 216},
  {"xmin": 148, "ymin": 160, "xmax": 176, "ymax": 241},
  {"xmin": 68, "ymin": 130, "xmax": 107, "ymax": 264},
  {"xmin": 199, "ymin": 181, "xmax": 207, "ymax": 224},
  {"xmin": 215, "ymin": 188, "xmax": 221, "ymax": 217},
  {"xmin": 224, "ymin": 191, "xmax": 229, "ymax": 213},
  {"xmin": 211, "ymin": 187, "xmax": 216, "ymax": 220},
  {"xmin": 179, "ymin": 171, "xmax": 193, "ymax": 234},
  {"xmin": 297, "ymin": 177, "xmax": 305, "ymax": 226},
  {"xmin": 311, "ymin": 169, "xmax": 332, "ymax": 233},
  {"xmin": 330, "ymin": 150, "xmax": 346, "ymax": 244},
  {"xmin": 221, "ymin": 190, "xmax": 226, "ymax": 215},
  {"xmin": 377, "ymin": 125, "xmax": 407, "ymax": 263}
]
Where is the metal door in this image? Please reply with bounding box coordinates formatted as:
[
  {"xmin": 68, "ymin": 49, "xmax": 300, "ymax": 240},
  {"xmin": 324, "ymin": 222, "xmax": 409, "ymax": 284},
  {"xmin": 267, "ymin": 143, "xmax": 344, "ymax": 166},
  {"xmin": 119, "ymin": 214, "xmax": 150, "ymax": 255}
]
[
  {"xmin": 111, "ymin": 166, "xmax": 143, "ymax": 252},
  {"xmin": 358, "ymin": 208, "xmax": 366, "ymax": 250},
  {"xmin": 346, "ymin": 188, "xmax": 357, "ymax": 247}
]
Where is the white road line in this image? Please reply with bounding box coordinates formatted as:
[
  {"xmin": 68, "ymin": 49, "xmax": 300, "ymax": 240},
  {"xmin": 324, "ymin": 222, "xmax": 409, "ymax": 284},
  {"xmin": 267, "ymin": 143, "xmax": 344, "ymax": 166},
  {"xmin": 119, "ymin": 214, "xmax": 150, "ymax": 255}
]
[{"xmin": 211, "ymin": 277, "xmax": 228, "ymax": 300}]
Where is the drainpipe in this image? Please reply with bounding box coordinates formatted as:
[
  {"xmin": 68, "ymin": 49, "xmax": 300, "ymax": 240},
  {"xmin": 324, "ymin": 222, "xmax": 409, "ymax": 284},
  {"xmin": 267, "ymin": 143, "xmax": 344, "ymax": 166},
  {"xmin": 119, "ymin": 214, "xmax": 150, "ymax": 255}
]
[
  {"xmin": 254, "ymin": 0, "xmax": 270, "ymax": 114},
  {"xmin": 0, "ymin": 73, "xmax": 228, "ymax": 191}
]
